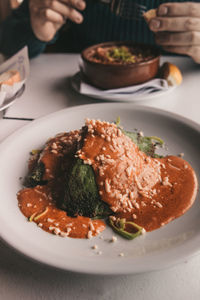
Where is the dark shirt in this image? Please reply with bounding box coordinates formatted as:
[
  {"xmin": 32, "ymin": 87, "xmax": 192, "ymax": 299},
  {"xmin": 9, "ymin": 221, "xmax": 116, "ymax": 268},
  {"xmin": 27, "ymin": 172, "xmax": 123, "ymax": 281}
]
[{"xmin": 0, "ymin": 0, "xmax": 198, "ymax": 58}]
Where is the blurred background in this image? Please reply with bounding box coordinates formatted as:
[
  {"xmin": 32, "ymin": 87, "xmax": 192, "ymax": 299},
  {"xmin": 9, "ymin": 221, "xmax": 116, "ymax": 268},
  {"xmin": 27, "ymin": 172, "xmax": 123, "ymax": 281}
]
[{"xmin": 0, "ymin": 0, "xmax": 23, "ymax": 22}]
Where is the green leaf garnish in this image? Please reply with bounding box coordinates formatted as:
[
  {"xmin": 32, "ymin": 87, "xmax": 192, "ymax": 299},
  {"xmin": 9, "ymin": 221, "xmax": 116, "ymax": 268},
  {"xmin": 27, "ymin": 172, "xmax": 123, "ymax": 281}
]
[{"xmin": 123, "ymin": 130, "xmax": 164, "ymax": 158}]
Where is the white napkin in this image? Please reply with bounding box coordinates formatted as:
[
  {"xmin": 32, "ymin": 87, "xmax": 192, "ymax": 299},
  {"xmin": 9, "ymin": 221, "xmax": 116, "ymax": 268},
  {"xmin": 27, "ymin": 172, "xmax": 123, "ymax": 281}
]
[
  {"xmin": 0, "ymin": 47, "xmax": 29, "ymax": 107},
  {"xmin": 72, "ymin": 72, "xmax": 169, "ymax": 99}
]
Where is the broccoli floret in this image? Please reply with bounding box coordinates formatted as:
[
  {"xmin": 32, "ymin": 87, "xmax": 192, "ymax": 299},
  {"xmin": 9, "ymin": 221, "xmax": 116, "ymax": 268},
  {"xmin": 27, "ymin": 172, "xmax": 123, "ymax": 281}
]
[
  {"xmin": 60, "ymin": 158, "xmax": 112, "ymax": 219},
  {"xmin": 24, "ymin": 162, "xmax": 46, "ymax": 187}
]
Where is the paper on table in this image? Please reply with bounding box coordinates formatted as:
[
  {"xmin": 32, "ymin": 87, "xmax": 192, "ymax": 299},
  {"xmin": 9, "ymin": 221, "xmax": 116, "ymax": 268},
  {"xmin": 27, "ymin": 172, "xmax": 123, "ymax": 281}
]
[
  {"xmin": 0, "ymin": 47, "xmax": 29, "ymax": 106},
  {"xmin": 73, "ymin": 72, "xmax": 169, "ymax": 98}
]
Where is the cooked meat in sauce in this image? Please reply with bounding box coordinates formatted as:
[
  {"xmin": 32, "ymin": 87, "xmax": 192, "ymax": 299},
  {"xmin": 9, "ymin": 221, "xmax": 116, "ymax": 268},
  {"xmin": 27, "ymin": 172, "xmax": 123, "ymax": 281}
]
[
  {"xmin": 17, "ymin": 119, "xmax": 198, "ymax": 240},
  {"xmin": 88, "ymin": 46, "xmax": 155, "ymax": 65}
]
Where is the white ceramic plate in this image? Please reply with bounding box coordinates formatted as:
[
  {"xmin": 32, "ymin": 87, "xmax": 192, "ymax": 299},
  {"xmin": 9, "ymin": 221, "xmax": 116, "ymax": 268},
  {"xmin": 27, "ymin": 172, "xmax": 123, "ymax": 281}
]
[{"xmin": 0, "ymin": 103, "xmax": 200, "ymax": 275}]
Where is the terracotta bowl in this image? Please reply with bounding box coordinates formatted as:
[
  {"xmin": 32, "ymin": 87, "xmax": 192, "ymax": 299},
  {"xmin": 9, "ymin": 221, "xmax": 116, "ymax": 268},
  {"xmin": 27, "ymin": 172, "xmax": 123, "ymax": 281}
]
[{"xmin": 81, "ymin": 41, "xmax": 161, "ymax": 90}]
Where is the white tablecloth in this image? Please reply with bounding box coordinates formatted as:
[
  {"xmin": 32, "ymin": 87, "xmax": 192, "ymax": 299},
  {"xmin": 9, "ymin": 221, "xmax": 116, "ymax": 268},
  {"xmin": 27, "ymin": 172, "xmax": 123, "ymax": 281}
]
[{"xmin": 0, "ymin": 54, "xmax": 200, "ymax": 300}]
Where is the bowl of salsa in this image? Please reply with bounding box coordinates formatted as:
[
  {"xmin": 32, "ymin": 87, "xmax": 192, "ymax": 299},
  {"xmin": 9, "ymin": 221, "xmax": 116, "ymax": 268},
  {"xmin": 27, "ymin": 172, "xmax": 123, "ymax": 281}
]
[{"xmin": 81, "ymin": 41, "xmax": 161, "ymax": 90}]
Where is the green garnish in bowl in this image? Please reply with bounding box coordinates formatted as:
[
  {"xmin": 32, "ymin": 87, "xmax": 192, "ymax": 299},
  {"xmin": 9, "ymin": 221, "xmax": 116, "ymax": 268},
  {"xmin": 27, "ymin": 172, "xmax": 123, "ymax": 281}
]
[{"xmin": 107, "ymin": 46, "xmax": 136, "ymax": 63}]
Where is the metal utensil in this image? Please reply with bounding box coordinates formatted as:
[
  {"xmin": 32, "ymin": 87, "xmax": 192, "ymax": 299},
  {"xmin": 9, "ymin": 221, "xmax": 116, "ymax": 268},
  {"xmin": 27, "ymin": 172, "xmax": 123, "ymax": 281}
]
[
  {"xmin": 0, "ymin": 84, "xmax": 25, "ymax": 112},
  {"xmin": 100, "ymin": 0, "xmax": 146, "ymax": 20}
]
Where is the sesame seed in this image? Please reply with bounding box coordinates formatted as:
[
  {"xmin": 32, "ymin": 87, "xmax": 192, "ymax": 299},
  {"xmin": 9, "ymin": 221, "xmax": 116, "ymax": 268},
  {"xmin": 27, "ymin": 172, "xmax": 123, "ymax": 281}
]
[
  {"xmin": 178, "ymin": 153, "xmax": 184, "ymax": 158},
  {"xmin": 117, "ymin": 129, "xmax": 122, "ymax": 137},
  {"xmin": 66, "ymin": 227, "xmax": 72, "ymax": 234},
  {"xmin": 133, "ymin": 202, "xmax": 140, "ymax": 209},
  {"xmin": 87, "ymin": 231, "xmax": 93, "ymax": 239},
  {"xmin": 141, "ymin": 228, "xmax": 146, "ymax": 235},
  {"xmin": 127, "ymin": 200, "xmax": 133, "ymax": 209},
  {"xmin": 54, "ymin": 228, "xmax": 61, "ymax": 235},
  {"xmin": 155, "ymin": 202, "xmax": 163, "ymax": 208},
  {"xmin": 60, "ymin": 231, "xmax": 69, "ymax": 237},
  {"xmin": 138, "ymin": 131, "xmax": 144, "ymax": 137},
  {"xmin": 129, "ymin": 192, "xmax": 135, "ymax": 200},
  {"xmin": 51, "ymin": 150, "xmax": 58, "ymax": 154},
  {"xmin": 132, "ymin": 214, "xmax": 137, "ymax": 219},
  {"xmin": 162, "ymin": 177, "xmax": 172, "ymax": 187},
  {"xmin": 92, "ymin": 245, "xmax": 98, "ymax": 250},
  {"xmin": 106, "ymin": 136, "xmax": 111, "ymax": 142},
  {"xmin": 111, "ymin": 236, "xmax": 117, "ymax": 243},
  {"xmin": 105, "ymin": 179, "xmax": 111, "ymax": 193},
  {"xmin": 47, "ymin": 218, "xmax": 54, "ymax": 223},
  {"xmin": 51, "ymin": 142, "xmax": 58, "ymax": 149},
  {"xmin": 89, "ymin": 222, "xmax": 95, "ymax": 231},
  {"xmin": 111, "ymin": 206, "xmax": 118, "ymax": 212},
  {"xmin": 49, "ymin": 226, "xmax": 55, "ymax": 231},
  {"xmin": 119, "ymin": 253, "xmax": 124, "ymax": 257}
]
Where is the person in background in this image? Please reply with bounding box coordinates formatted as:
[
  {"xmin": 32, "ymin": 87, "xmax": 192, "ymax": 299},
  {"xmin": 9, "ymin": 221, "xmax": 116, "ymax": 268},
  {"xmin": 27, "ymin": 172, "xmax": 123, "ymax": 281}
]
[
  {"xmin": 0, "ymin": 0, "xmax": 11, "ymax": 22},
  {"xmin": 0, "ymin": 0, "xmax": 200, "ymax": 63}
]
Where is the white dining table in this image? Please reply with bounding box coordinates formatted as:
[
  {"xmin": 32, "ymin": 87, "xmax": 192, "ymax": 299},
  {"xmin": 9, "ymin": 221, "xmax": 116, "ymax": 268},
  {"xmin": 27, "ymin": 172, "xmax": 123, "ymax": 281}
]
[{"xmin": 0, "ymin": 53, "xmax": 200, "ymax": 300}]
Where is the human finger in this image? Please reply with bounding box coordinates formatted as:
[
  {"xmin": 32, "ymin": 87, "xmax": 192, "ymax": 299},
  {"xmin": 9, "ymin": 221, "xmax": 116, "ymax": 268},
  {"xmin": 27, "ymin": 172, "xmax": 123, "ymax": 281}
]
[
  {"xmin": 59, "ymin": 0, "xmax": 86, "ymax": 11},
  {"xmin": 162, "ymin": 45, "xmax": 200, "ymax": 63},
  {"xmin": 45, "ymin": 0, "xmax": 84, "ymax": 23},
  {"xmin": 33, "ymin": 1, "xmax": 84, "ymax": 24},
  {"xmin": 155, "ymin": 31, "xmax": 200, "ymax": 46},
  {"xmin": 149, "ymin": 17, "xmax": 200, "ymax": 32},
  {"xmin": 157, "ymin": 2, "xmax": 200, "ymax": 18},
  {"xmin": 42, "ymin": 0, "xmax": 86, "ymax": 12},
  {"xmin": 39, "ymin": 8, "xmax": 66, "ymax": 24}
]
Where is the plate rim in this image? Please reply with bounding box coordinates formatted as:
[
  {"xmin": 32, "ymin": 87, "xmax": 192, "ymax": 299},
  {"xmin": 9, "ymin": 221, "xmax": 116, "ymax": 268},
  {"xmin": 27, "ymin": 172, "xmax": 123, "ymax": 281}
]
[{"xmin": 0, "ymin": 103, "xmax": 200, "ymax": 275}]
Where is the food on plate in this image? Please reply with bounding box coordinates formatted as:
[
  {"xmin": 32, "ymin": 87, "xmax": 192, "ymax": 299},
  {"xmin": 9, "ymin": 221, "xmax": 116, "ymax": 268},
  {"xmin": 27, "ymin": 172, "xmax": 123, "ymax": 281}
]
[
  {"xmin": 143, "ymin": 9, "xmax": 157, "ymax": 23},
  {"xmin": 87, "ymin": 45, "xmax": 156, "ymax": 65},
  {"xmin": 0, "ymin": 69, "xmax": 21, "ymax": 87},
  {"xmin": 81, "ymin": 42, "xmax": 160, "ymax": 89},
  {"xmin": 17, "ymin": 119, "xmax": 198, "ymax": 240},
  {"xmin": 159, "ymin": 62, "xmax": 183, "ymax": 86}
]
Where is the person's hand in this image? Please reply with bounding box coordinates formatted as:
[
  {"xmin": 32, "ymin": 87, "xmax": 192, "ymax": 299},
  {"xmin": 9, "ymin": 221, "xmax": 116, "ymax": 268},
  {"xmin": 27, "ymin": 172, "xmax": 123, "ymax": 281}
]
[
  {"xmin": 148, "ymin": 2, "xmax": 200, "ymax": 63},
  {"xmin": 29, "ymin": 0, "xmax": 86, "ymax": 42}
]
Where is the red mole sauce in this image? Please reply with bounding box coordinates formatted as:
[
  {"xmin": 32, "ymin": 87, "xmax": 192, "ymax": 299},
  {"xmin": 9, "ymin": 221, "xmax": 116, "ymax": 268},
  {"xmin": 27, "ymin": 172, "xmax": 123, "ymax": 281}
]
[
  {"xmin": 17, "ymin": 131, "xmax": 105, "ymax": 239},
  {"xmin": 17, "ymin": 119, "xmax": 198, "ymax": 238},
  {"xmin": 79, "ymin": 119, "xmax": 198, "ymax": 232}
]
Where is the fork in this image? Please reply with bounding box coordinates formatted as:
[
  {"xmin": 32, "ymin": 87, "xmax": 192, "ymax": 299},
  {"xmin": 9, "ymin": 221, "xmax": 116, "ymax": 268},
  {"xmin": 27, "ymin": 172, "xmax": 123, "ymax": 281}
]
[{"xmin": 99, "ymin": 0, "xmax": 146, "ymax": 20}]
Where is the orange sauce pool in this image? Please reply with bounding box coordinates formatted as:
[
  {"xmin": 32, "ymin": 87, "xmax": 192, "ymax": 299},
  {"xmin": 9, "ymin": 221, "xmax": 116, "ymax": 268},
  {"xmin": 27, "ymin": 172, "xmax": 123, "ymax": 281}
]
[
  {"xmin": 17, "ymin": 130, "xmax": 105, "ymax": 239},
  {"xmin": 79, "ymin": 119, "xmax": 198, "ymax": 232},
  {"xmin": 17, "ymin": 119, "xmax": 198, "ymax": 238}
]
